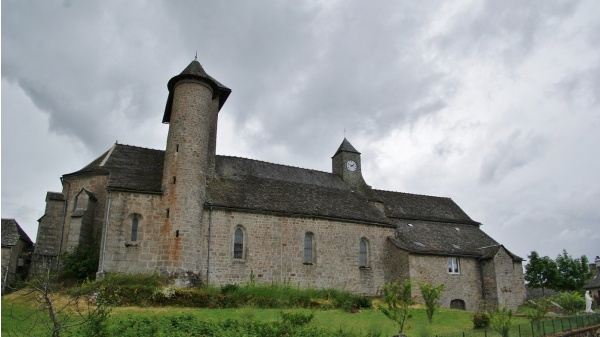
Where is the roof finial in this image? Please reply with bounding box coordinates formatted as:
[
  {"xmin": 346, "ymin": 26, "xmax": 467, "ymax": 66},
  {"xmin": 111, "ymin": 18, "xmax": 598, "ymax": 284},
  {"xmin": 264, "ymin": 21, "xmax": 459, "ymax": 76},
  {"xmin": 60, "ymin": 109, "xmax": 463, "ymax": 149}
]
[{"xmin": 194, "ymin": 51, "xmax": 198, "ymax": 61}]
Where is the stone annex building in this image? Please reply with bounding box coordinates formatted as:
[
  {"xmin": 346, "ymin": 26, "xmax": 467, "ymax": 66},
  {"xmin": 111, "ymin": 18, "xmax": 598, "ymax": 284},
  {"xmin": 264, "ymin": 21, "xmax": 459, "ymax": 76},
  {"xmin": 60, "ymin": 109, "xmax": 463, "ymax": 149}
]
[{"xmin": 33, "ymin": 59, "xmax": 526, "ymax": 311}]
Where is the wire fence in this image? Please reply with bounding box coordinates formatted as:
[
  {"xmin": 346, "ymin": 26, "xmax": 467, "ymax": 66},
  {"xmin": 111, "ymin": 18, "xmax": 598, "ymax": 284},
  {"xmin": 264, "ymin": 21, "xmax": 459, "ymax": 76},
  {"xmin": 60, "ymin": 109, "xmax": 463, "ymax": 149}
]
[{"xmin": 434, "ymin": 314, "xmax": 600, "ymax": 337}]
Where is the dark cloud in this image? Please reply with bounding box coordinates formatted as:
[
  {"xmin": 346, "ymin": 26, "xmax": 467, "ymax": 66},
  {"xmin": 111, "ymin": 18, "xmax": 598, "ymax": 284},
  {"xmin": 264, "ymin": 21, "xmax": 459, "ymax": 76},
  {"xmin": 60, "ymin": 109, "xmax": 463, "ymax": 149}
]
[{"xmin": 2, "ymin": 0, "xmax": 599, "ymax": 262}]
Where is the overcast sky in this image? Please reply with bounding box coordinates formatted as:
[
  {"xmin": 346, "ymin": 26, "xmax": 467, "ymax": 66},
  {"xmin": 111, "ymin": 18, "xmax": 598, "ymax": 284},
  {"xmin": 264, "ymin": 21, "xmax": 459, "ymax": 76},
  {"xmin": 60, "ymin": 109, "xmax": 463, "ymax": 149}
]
[{"xmin": 2, "ymin": 0, "xmax": 599, "ymax": 264}]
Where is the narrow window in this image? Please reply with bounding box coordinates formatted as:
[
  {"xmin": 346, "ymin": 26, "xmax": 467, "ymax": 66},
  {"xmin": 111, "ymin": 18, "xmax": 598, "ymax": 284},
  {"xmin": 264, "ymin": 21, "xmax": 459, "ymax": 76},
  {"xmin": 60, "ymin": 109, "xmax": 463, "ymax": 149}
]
[
  {"xmin": 448, "ymin": 257, "xmax": 460, "ymax": 274},
  {"xmin": 359, "ymin": 238, "xmax": 369, "ymax": 267},
  {"xmin": 175, "ymin": 230, "xmax": 180, "ymax": 237},
  {"xmin": 234, "ymin": 227, "xmax": 244, "ymax": 259},
  {"xmin": 166, "ymin": 208, "xmax": 170, "ymax": 218},
  {"xmin": 176, "ymin": 144, "xmax": 179, "ymax": 152},
  {"xmin": 173, "ymin": 176, "xmax": 176, "ymax": 184},
  {"xmin": 304, "ymin": 232, "xmax": 315, "ymax": 264},
  {"xmin": 131, "ymin": 215, "xmax": 139, "ymax": 241}
]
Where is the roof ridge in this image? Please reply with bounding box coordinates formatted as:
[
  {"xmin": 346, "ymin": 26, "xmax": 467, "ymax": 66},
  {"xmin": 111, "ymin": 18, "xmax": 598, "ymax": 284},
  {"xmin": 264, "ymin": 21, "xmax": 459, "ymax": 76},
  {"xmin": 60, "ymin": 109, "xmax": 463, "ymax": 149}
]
[{"xmin": 115, "ymin": 142, "xmax": 164, "ymax": 152}]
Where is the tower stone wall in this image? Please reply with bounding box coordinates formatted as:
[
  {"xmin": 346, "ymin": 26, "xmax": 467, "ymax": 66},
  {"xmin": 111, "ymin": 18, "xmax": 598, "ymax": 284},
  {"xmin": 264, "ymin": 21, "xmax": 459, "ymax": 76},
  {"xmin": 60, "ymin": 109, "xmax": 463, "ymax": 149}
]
[{"xmin": 160, "ymin": 78, "xmax": 219, "ymax": 274}]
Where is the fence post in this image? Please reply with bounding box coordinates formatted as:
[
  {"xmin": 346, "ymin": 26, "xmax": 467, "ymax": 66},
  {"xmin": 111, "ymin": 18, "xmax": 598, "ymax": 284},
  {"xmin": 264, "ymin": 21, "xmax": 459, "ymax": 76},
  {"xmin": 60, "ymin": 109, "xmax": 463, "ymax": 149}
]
[
  {"xmin": 542, "ymin": 320, "xmax": 546, "ymax": 336},
  {"xmin": 518, "ymin": 323, "xmax": 521, "ymax": 337},
  {"xmin": 560, "ymin": 317, "xmax": 563, "ymax": 332},
  {"xmin": 531, "ymin": 321, "xmax": 535, "ymax": 337},
  {"xmin": 551, "ymin": 318, "xmax": 555, "ymax": 334},
  {"xmin": 485, "ymin": 329, "xmax": 487, "ymax": 337}
]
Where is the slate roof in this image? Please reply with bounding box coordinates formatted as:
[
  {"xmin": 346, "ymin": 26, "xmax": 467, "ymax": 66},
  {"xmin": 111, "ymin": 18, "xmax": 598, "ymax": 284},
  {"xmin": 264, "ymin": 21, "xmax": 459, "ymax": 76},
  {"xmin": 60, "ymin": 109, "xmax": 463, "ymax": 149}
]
[
  {"xmin": 334, "ymin": 138, "xmax": 360, "ymax": 156},
  {"xmin": 162, "ymin": 60, "xmax": 232, "ymax": 123},
  {"xmin": 1, "ymin": 219, "xmax": 33, "ymax": 247},
  {"xmin": 46, "ymin": 192, "xmax": 64, "ymax": 201},
  {"xmin": 64, "ymin": 144, "xmax": 164, "ymax": 193},
  {"xmin": 374, "ymin": 189, "xmax": 476, "ymax": 224},
  {"xmin": 388, "ymin": 219, "xmax": 499, "ymax": 257},
  {"xmin": 207, "ymin": 156, "xmax": 391, "ymax": 225},
  {"xmin": 62, "ymin": 141, "xmax": 515, "ymax": 258}
]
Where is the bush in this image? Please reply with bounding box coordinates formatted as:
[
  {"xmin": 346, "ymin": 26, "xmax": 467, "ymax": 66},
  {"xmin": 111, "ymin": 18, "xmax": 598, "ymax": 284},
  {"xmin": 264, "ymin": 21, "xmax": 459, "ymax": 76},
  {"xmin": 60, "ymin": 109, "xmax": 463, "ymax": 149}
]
[
  {"xmin": 60, "ymin": 238, "xmax": 100, "ymax": 282},
  {"xmin": 490, "ymin": 307, "xmax": 513, "ymax": 337},
  {"xmin": 552, "ymin": 292, "xmax": 585, "ymax": 315},
  {"xmin": 472, "ymin": 311, "xmax": 491, "ymax": 329},
  {"xmin": 70, "ymin": 277, "xmax": 374, "ymax": 310},
  {"xmin": 220, "ymin": 283, "xmax": 240, "ymax": 294},
  {"xmin": 419, "ymin": 282, "xmax": 445, "ymax": 323},
  {"xmin": 107, "ymin": 312, "xmax": 339, "ymax": 337}
]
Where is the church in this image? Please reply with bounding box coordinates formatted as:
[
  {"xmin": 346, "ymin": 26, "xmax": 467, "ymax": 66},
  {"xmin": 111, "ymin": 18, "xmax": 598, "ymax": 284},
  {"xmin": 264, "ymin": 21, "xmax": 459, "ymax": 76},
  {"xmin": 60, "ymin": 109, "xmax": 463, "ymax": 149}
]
[{"xmin": 33, "ymin": 59, "xmax": 526, "ymax": 311}]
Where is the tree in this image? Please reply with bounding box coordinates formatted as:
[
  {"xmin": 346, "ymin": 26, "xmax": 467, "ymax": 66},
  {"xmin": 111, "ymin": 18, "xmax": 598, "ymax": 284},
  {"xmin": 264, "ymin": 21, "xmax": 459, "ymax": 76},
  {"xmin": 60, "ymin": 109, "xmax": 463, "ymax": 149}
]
[
  {"xmin": 490, "ymin": 307, "xmax": 513, "ymax": 337},
  {"xmin": 524, "ymin": 251, "xmax": 558, "ymax": 295},
  {"xmin": 7, "ymin": 267, "xmax": 112, "ymax": 337},
  {"xmin": 419, "ymin": 282, "xmax": 445, "ymax": 323},
  {"xmin": 525, "ymin": 297, "xmax": 552, "ymax": 328},
  {"xmin": 380, "ymin": 279, "xmax": 413, "ymax": 337},
  {"xmin": 554, "ymin": 250, "xmax": 593, "ymax": 292}
]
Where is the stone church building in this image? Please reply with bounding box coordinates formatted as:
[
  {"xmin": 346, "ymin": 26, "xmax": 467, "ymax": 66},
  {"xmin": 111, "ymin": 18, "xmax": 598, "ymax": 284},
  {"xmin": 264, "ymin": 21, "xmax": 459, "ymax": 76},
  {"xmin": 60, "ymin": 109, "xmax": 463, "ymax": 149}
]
[{"xmin": 33, "ymin": 59, "xmax": 526, "ymax": 311}]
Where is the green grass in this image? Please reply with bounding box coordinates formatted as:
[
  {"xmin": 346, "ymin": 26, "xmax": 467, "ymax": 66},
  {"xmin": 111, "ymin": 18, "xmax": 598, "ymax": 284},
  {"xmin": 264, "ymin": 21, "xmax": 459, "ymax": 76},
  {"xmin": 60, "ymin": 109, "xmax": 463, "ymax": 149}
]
[{"xmin": 0, "ymin": 291, "xmax": 503, "ymax": 337}]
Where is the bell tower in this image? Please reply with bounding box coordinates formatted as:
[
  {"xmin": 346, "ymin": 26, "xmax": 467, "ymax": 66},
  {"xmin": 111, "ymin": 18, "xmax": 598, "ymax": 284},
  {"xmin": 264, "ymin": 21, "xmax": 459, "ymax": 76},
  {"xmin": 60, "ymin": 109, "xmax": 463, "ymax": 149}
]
[
  {"xmin": 160, "ymin": 59, "xmax": 231, "ymax": 275},
  {"xmin": 332, "ymin": 138, "xmax": 368, "ymax": 188}
]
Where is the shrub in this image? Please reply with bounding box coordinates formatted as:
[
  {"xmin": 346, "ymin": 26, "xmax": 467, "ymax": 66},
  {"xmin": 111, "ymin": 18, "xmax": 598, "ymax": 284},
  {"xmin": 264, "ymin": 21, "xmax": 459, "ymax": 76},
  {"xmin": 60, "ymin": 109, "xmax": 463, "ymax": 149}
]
[
  {"xmin": 379, "ymin": 279, "xmax": 413, "ymax": 335},
  {"xmin": 489, "ymin": 307, "xmax": 513, "ymax": 337},
  {"xmin": 60, "ymin": 238, "xmax": 100, "ymax": 282},
  {"xmin": 220, "ymin": 283, "xmax": 240, "ymax": 294},
  {"xmin": 472, "ymin": 311, "xmax": 491, "ymax": 329},
  {"xmin": 525, "ymin": 297, "xmax": 552, "ymax": 325},
  {"xmin": 552, "ymin": 292, "xmax": 585, "ymax": 315},
  {"xmin": 419, "ymin": 282, "xmax": 445, "ymax": 323},
  {"xmin": 280, "ymin": 311, "xmax": 315, "ymax": 327}
]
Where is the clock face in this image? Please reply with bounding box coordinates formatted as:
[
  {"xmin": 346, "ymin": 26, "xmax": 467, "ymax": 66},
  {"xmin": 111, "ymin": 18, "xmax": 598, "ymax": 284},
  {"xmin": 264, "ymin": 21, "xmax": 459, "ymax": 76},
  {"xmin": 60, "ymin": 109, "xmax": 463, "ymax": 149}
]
[{"xmin": 346, "ymin": 160, "xmax": 357, "ymax": 172}]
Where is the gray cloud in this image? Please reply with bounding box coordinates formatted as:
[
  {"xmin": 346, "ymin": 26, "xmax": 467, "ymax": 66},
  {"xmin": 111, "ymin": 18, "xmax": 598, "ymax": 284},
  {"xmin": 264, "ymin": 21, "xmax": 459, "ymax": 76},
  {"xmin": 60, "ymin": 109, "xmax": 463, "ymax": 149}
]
[
  {"xmin": 479, "ymin": 129, "xmax": 546, "ymax": 183},
  {"xmin": 432, "ymin": 0, "xmax": 582, "ymax": 64},
  {"xmin": 2, "ymin": 0, "xmax": 599, "ymax": 263}
]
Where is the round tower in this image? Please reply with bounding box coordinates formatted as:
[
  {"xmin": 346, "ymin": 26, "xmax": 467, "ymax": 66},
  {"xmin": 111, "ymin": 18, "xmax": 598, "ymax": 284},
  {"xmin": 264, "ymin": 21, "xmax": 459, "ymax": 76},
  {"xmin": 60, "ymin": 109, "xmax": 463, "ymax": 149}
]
[{"xmin": 160, "ymin": 59, "xmax": 230, "ymax": 276}]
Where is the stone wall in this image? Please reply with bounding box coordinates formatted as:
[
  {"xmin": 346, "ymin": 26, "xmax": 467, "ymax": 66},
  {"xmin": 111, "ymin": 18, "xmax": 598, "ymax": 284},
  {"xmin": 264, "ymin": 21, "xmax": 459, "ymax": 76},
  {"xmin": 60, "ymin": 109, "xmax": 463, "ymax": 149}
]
[
  {"xmin": 1, "ymin": 239, "xmax": 30, "ymax": 290},
  {"xmin": 34, "ymin": 193, "xmax": 65, "ymax": 258},
  {"xmin": 481, "ymin": 256, "xmax": 498, "ymax": 311},
  {"xmin": 383, "ymin": 239, "xmax": 410, "ymax": 283},
  {"xmin": 59, "ymin": 175, "xmax": 109, "ymax": 254},
  {"xmin": 100, "ymin": 190, "xmax": 163, "ymax": 274},
  {"xmin": 66, "ymin": 190, "xmax": 97, "ymax": 250},
  {"xmin": 409, "ymin": 254, "xmax": 484, "ymax": 311},
  {"xmin": 493, "ymin": 248, "xmax": 526, "ymax": 311},
  {"xmin": 202, "ymin": 209, "xmax": 395, "ymax": 295},
  {"xmin": 160, "ymin": 79, "xmax": 220, "ymax": 274}
]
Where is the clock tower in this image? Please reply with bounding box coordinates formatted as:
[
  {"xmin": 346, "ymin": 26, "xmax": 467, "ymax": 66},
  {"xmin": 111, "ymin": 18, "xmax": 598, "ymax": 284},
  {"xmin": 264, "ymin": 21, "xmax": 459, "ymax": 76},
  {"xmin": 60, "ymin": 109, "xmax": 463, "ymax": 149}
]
[{"xmin": 332, "ymin": 138, "xmax": 368, "ymax": 188}]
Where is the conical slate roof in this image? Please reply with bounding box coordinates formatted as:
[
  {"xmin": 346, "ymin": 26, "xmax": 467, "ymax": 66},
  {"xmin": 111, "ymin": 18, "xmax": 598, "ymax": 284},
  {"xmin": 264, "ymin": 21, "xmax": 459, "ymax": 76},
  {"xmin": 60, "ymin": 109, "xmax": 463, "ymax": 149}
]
[
  {"xmin": 333, "ymin": 138, "xmax": 360, "ymax": 156},
  {"xmin": 162, "ymin": 60, "xmax": 232, "ymax": 123}
]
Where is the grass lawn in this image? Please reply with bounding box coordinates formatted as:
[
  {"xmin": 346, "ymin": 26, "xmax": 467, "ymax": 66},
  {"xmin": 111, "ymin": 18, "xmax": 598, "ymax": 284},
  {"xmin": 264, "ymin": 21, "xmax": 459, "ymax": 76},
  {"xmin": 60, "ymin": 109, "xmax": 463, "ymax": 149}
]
[{"xmin": 1, "ymin": 291, "xmax": 531, "ymax": 337}]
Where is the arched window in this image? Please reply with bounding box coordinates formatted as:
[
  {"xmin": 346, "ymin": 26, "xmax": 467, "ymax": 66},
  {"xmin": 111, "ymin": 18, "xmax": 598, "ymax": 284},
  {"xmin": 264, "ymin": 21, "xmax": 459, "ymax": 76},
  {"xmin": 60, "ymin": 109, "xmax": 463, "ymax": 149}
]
[
  {"xmin": 450, "ymin": 299, "xmax": 466, "ymax": 310},
  {"xmin": 131, "ymin": 214, "xmax": 139, "ymax": 241},
  {"xmin": 359, "ymin": 237, "xmax": 369, "ymax": 267},
  {"xmin": 234, "ymin": 227, "xmax": 244, "ymax": 259},
  {"xmin": 304, "ymin": 232, "xmax": 315, "ymax": 264}
]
